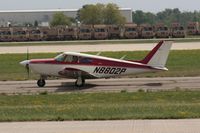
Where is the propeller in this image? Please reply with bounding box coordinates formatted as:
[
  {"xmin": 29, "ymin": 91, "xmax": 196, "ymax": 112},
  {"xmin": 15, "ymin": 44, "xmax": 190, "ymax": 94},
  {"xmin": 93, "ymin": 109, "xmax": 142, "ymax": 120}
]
[
  {"xmin": 20, "ymin": 47, "xmax": 31, "ymax": 80},
  {"xmin": 25, "ymin": 47, "xmax": 30, "ymax": 79}
]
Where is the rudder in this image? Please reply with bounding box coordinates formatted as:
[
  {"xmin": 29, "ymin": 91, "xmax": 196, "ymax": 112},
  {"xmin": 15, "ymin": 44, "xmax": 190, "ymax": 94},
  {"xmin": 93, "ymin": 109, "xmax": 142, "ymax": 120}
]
[{"xmin": 141, "ymin": 41, "xmax": 173, "ymax": 68}]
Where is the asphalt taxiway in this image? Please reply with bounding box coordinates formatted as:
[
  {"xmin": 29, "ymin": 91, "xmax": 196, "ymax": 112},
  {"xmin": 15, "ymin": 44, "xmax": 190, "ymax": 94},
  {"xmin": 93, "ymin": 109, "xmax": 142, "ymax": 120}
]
[
  {"xmin": 1, "ymin": 119, "xmax": 200, "ymax": 133},
  {"xmin": 0, "ymin": 77, "xmax": 200, "ymax": 94},
  {"xmin": 1, "ymin": 42, "xmax": 200, "ymax": 54}
]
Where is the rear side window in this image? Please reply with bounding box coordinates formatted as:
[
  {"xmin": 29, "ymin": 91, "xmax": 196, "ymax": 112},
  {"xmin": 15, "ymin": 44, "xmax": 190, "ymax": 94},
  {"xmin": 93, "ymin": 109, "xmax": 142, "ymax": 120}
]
[{"xmin": 80, "ymin": 58, "xmax": 93, "ymax": 63}]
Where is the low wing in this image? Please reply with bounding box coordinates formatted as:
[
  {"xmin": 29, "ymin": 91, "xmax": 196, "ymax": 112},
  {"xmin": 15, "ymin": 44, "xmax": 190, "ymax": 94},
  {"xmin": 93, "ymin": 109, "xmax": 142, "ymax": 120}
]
[{"xmin": 58, "ymin": 67, "xmax": 97, "ymax": 79}]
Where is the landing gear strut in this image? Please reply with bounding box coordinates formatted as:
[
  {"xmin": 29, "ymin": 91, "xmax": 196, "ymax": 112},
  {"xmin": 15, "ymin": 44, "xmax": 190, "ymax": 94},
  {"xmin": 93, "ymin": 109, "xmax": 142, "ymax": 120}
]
[
  {"xmin": 75, "ymin": 77, "xmax": 85, "ymax": 87},
  {"xmin": 37, "ymin": 78, "xmax": 46, "ymax": 87}
]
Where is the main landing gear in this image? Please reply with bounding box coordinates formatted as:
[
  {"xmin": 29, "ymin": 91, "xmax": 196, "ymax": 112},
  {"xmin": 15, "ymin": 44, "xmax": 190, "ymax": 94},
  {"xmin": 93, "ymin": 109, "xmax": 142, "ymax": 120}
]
[{"xmin": 75, "ymin": 77, "xmax": 85, "ymax": 87}]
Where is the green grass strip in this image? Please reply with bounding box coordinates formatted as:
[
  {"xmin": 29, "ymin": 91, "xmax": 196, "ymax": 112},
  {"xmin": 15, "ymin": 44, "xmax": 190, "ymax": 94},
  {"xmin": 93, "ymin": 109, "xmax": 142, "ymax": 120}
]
[{"xmin": 0, "ymin": 91, "xmax": 199, "ymax": 121}]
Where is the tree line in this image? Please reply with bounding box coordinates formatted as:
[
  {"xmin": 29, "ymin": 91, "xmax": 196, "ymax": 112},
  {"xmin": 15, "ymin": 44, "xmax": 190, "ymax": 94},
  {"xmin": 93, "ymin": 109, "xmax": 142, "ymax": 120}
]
[
  {"xmin": 51, "ymin": 3, "xmax": 125, "ymax": 26},
  {"xmin": 132, "ymin": 8, "xmax": 200, "ymax": 27},
  {"xmin": 50, "ymin": 4, "xmax": 200, "ymax": 27}
]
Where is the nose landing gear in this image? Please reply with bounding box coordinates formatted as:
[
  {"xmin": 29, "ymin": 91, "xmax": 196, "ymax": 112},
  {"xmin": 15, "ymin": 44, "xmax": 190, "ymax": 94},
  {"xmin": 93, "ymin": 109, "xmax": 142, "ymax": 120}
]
[{"xmin": 37, "ymin": 76, "xmax": 46, "ymax": 87}]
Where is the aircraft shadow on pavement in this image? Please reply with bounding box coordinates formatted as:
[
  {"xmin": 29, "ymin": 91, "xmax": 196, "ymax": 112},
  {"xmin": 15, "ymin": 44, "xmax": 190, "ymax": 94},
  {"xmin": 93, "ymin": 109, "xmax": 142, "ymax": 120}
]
[
  {"xmin": 54, "ymin": 82, "xmax": 163, "ymax": 92},
  {"xmin": 54, "ymin": 82, "xmax": 95, "ymax": 92},
  {"xmin": 21, "ymin": 81, "xmax": 163, "ymax": 93},
  {"xmin": 143, "ymin": 83, "xmax": 163, "ymax": 86}
]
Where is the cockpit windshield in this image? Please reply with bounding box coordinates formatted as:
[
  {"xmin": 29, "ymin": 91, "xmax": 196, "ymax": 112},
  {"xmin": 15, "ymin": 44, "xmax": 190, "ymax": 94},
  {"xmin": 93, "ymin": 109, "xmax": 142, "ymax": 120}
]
[{"xmin": 55, "ymin": 54, "xmax": 65, "ymax": 62}]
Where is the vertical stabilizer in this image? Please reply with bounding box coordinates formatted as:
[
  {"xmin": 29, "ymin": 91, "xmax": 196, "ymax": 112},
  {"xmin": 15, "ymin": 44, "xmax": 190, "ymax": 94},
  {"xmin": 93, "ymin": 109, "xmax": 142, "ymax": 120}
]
[{"xmin": 141, "ymin": 41, "xmax": 172, "ymax": 68}]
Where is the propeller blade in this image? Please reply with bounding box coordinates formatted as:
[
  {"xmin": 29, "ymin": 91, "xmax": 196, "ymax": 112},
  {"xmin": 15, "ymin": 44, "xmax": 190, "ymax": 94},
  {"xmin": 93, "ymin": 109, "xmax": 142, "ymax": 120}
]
[
  {"xmin": 27, "ymin": 47, "xmax": 29, "ymax": 60},
  {"xmin": 26, "ymin": 64, "xmax": 30, "ymax": 79},
  {"xmin": 26, "ymin": 47, "xmax": 30, "ymax": 79}
]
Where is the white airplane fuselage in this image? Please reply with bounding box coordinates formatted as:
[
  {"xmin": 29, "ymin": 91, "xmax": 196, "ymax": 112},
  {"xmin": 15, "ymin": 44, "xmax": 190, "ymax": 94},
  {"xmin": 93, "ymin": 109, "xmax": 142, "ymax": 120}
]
[{"xmin": 29, "ymin": 59, "xmax": 156, "ymax": 79}]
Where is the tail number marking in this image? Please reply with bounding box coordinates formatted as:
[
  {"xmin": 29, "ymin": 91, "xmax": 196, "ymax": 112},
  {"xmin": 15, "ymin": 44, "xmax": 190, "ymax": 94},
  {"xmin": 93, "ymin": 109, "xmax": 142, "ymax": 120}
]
[{"xmin": 93, "ymin": 67, "xmax": 126, "ymax": 74}]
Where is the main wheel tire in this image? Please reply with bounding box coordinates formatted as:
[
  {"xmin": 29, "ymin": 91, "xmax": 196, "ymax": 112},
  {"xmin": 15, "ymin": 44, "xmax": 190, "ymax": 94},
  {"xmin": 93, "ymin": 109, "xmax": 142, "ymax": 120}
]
[
  {"xmin": 75, "ymin": 78, "xmax": 85, "ymax": 87},
  {"xmin": 37, "ymin": 79, "xmax": 46, "ymax": 87}
]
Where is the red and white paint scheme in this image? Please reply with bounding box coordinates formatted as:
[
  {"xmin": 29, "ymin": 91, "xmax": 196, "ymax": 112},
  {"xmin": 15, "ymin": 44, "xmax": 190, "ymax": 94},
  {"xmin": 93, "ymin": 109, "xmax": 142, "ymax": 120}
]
[{"xmin": 20, "ymin": 40, "xmax": 172, "ymax": 87}]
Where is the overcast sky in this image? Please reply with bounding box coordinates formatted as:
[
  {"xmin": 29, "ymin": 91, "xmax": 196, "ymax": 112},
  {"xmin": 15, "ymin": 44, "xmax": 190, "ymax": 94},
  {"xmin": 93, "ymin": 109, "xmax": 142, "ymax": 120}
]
[{"xmin": 0, "ymin": 0, "xmax": 199, "ymax": 13}]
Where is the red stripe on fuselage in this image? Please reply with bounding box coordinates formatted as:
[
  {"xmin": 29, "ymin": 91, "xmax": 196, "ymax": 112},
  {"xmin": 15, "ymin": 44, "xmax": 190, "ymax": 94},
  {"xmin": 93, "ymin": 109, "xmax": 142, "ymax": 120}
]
[
  {"xmin": 30, "ymin": 58, "xmax": 158, "ymax": 70},
  {"xmin": 30, "ymin": 59, "xmax": 55, "ymax": 64}
]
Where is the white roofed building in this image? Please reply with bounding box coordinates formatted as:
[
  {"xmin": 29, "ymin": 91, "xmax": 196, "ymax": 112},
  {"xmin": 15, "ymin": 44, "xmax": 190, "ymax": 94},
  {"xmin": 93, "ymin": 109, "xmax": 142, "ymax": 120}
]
[{"xmin": 0, "ymin": 8, "xmax": 132, "ymax": 27}]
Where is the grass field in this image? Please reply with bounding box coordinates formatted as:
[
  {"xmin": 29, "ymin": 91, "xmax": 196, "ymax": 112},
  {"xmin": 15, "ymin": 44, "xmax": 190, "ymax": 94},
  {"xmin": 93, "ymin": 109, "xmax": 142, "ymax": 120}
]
[
  {"xmin": 0, "ymin": 38, "xmax": 200, "ymax": 47},
  {"xmin": 0, "ymin": 50, "xmax": 200, "ymax": 81},
  {"xmin": 0, "ymin": 91, "xmax": 199, "ymax": 121}
]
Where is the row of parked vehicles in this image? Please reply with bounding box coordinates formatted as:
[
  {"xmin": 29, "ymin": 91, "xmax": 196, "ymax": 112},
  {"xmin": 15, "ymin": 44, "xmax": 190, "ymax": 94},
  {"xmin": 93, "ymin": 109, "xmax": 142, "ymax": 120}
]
[{"xmin": 0, "ymin": 22, "xmax": 199, "ymax": 42}]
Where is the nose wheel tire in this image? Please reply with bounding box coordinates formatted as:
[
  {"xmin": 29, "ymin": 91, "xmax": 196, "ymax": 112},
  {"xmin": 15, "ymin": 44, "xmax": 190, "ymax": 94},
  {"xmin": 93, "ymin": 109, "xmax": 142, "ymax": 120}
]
[
  {"xmin": 75, "ymin": 78, "xmax": 85, "ymax": 87},
  {"xmin": 37, "ymin": 79, "xmax": 46, "ymax": 87}
]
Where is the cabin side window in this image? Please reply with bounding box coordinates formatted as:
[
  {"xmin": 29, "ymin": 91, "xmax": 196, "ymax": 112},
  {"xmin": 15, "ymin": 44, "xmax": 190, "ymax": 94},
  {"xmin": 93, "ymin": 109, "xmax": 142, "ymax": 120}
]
[
  {"xmin": 56, "ymin": 54, "xmax": 92, "ymax": 64},
  {"xmin": 64, "ymin": 55, "xmax": 79, "ymax": 63},
  {"xmin": 79, "ymin": 57, "xmax": 93, "ymax": 64}
]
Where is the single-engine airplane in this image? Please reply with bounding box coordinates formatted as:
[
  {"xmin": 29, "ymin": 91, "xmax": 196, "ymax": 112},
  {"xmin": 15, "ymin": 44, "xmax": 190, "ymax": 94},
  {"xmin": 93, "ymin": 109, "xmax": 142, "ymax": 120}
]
[{"xmin": 20, "ymin": 40, "xmax": 172, "ymax": 87}]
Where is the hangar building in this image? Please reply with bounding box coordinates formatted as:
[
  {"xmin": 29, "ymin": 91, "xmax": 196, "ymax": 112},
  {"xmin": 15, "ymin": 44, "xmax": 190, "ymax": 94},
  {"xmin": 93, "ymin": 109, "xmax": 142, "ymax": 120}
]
[{"xmin": 0, "ymin": 8, "xmax": 132, "ymax": 27}]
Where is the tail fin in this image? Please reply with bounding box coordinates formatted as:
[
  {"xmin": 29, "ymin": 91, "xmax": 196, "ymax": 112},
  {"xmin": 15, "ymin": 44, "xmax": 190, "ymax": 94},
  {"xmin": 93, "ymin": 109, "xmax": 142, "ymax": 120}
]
[{"xmin": 141, "ymin": 41, "xmax": 172, "ymax": 68}]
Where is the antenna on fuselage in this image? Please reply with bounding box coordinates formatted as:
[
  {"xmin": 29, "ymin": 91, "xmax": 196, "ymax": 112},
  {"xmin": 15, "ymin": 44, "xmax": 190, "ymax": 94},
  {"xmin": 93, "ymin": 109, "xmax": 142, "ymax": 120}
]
[
  {"xmin": 120, "ymin": 55, "xmax": 127, "ymax": 60},
  {"xmin": 96, "ymin": 52, "xmax": 101, "ymax": 56}
]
